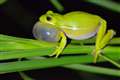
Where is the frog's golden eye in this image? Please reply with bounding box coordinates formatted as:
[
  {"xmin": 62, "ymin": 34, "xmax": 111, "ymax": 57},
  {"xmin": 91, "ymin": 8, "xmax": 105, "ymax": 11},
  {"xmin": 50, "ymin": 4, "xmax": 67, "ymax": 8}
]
[{"xmin": 33, "ymin": 22, "xmax": 60, "ymax": 42}]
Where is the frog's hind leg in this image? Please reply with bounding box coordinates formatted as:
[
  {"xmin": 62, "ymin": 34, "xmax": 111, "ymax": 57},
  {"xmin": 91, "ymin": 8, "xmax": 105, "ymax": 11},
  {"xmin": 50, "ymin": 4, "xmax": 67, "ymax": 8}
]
[
  {"xmin": 49, "ymin": 32, "xmax": 67, "ymax": 58},
  {"xmin": 93, "ymin": 20, "xmax": 115, "ymax": 63}
]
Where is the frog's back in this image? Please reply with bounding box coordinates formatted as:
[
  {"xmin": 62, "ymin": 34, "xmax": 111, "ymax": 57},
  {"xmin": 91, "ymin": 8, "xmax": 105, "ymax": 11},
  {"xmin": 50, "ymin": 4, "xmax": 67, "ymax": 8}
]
[
  {"xmin": 62, "ymin": 11, "xmax": 102, "ymax": 40},
  {"xmin": 63, "ymin": 11, "xmax": 101, "ymax": 27}
]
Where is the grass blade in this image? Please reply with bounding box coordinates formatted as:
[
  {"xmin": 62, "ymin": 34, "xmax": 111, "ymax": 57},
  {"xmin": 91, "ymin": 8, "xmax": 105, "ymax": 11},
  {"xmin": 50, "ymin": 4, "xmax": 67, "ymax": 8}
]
[
  {"xmin": 64, "ymin": 64, "xmax": 120, "ymax": 77},
  {"xmin": 86, "ymin": 0, "xmax": 120, "ymax": 13}
]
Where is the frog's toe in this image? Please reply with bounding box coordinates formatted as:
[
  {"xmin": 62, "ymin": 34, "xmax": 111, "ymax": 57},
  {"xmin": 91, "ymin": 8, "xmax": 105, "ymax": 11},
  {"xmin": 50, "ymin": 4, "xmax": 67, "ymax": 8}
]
[
  {"xmin": 49, "ymin": 52, "xmax": 56, "ymax": 57},
  {"xmin": 92, "ymin": 49, "xmax": 102, "ymax": 63},
  {"xmin": 49, "ymin": 47, "xmax": 62, "ymax": 58},
  {"xmin": 49, "ymin": 49, "xmax": 58, "ymax": 57},
  {"xmin": 49, "ymin": 51, "xmax": 61, "ymax": 58}
]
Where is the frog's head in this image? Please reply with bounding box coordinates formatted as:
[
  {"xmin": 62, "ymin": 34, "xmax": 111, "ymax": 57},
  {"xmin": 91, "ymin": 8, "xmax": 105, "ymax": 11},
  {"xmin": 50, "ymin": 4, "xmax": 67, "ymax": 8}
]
[
  {"xmin": 39, "ymin": 10, "xmax": 63, "ymax": 26},
  {"xmin": 33, "ymin": 11, "xmax": 63, "ymax": 42}
]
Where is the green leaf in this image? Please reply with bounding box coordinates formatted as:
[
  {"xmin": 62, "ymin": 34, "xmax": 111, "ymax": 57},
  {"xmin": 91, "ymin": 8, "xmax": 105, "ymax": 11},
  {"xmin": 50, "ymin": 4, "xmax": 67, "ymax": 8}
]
[
  {"xmin": 50, "ymin": 0, "xmax": 64, "ymax": 12},
  {"xmin": 0, "ymin": 0, "xmax": 7, "ymax": 5},
  {"xmin": 19, "ymin": 72, "xmax": 34, "ymax": 80},
  {"xmin": 64, "ymin": 64, "xmax": 120, "ymax": 77},
  {"xmin": 86, "ymin": 0, "xmax": 120, "ymax": 13},
  {"xmin": 0, "ymin": 34, "xmax": 119, "ymax": 76}
]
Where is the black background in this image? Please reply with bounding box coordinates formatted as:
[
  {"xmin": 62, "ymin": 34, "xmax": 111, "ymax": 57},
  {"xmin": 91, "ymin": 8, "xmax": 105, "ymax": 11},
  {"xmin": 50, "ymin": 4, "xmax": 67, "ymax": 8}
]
[{"xmin": 0, "ymin": 0, "xmax": 120, "ymax": 80}]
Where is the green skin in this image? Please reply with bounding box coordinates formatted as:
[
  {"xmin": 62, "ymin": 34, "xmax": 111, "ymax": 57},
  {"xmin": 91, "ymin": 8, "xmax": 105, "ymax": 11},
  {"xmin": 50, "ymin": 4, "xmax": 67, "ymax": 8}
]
[
  {"xmin": 40, "ymin": 11, "xmax": 101, "ymax": 39},
  {"xmin": 33, "ymin": 10, "xmax": 120, "ymax": 67}
]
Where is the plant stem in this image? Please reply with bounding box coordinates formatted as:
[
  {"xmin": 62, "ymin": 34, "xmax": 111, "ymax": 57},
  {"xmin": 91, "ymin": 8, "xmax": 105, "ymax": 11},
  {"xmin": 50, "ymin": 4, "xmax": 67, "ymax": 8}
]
[
  {"xmin": 19, "ymin": 72, "xmax": 34, "ymax": 80},
  {"xmin": 50, "ymin": 0, "xmax": 64, "ymax": 12},
  {"xmin": 0, "ymin": 46, "xmax": 119, "ymax": 61},
  {"xmin": 71, "ymin": 37, "xmax": 120, "ymax": 45},
  {"xmin": 0, "ymin": 54, "xmax": 119, "ymax": 74},
  {"xmin": 0, "ymin": 34, "xmax": 119, "ymax": 76},
  {"xmin": 86, "ymin": 0, "xmax": 120, "ymax": 13},
  {"xmin": 99, "ymin": 54, "xmax": 120, "ymax": 68},
  {"xmin": 64, "ymin": 64, "xmax": 120, "ymax": 77}
]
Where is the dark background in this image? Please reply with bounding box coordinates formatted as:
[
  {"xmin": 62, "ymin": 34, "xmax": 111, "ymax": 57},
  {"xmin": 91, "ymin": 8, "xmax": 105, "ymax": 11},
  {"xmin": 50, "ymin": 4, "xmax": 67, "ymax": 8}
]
[{"xmin": 0, "ymin": 0, "xmax": 120, "ymax": 80}]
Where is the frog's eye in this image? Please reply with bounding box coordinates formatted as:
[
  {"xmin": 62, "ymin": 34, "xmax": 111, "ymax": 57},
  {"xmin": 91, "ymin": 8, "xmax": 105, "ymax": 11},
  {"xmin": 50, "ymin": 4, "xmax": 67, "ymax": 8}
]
[
  {"xmin": 33, "ymin": 22, "xmax": 60, "ymax": 42},
  {"xmin": 45, "ymin": 15, "xmax": 56, "ymax": 24},
  {"xmin": 46, "ymin": 16, "xmax": 52, "ymax": 21}
]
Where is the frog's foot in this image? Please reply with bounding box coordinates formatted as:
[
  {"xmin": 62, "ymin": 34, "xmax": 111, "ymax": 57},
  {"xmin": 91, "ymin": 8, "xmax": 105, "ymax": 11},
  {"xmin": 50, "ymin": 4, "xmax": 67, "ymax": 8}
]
[
  {"xmin": 92, "ymin": 48, "xmax": 103, "ymax": 63},
  {"xmin": 49, "ymin": 32, "xmax": 67, "ymax": 58},
  {"xmin": 92, "ymin": 29, "xmax": 115, "ymax": 63},
  {"xmin": 49, "ymin": 46, "xmax": 64, "ymax": 58}
]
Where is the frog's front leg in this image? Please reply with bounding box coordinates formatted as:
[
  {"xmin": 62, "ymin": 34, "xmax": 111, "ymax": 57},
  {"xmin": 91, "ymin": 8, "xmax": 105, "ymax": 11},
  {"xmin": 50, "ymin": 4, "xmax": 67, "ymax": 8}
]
[
  {"xmin": 93, "ymin": 20, "xmax": 116, "ymax": 63},
  {"xmin": 49, "ymin": 31, "xmax": 67, "ymax": 58}
]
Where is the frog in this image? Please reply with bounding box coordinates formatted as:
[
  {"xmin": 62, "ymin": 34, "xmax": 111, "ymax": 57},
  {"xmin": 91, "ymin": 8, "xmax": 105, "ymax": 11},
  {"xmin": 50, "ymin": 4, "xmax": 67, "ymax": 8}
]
[{"xmin": 33, "ymin": 10, "xmax": 116, "ymax": 63}]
